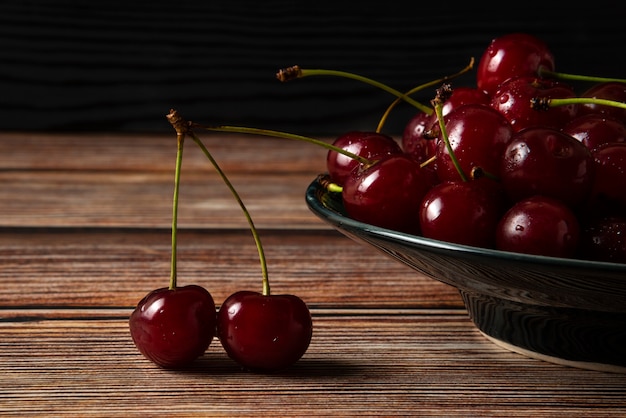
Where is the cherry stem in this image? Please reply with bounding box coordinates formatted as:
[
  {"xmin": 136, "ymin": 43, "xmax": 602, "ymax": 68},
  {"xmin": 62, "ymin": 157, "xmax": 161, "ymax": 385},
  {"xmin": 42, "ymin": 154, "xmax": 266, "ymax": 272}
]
[
  {"xmin": 276, "ymin": 65, "xmax": 432, "ymax": 114},
  {"xmin": 376, "ymin": 57, "xmax": 475, "ymax": 132},
  {"xmin": 168, "ymin": 127, "xmax": 185, "ymax": 289},
  {"xmin": 530, "ymin": 96, "xmax": 626, "ymax": 111},
  {"xmin": 538, "ymin": 67, "xmax": 626, "ymax": 85},
  {"xmin": 188, "ymin": 132, "xmax": 271, "ymax": 296},
  {"xmin": 194, "ymin": 124, "xmax": 373, "ymax": 166},
  {"xmin": 431, "ymin": 86, "xmax": 467, "ymax": 182}
]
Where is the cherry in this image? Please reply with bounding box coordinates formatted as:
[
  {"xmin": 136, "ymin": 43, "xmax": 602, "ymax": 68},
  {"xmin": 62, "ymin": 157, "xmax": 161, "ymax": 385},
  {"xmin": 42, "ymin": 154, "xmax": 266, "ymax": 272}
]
[
  {"xmin": 434, "ymin": 103, "xmax": 514, "ymax": 182},
  {"xmin": 496, "ymin": 195, "xmax": 580, "ymax": 258},
  {"xmin": 419, "ymin": 180, "xmax": 505, "ymax": 248},
  {"xmin": 476, "ymin": 32, "xmax": 555, "ymax": 96},
  {"xmin": 500, "ymin": 127, "xmax": 595, "ymax": 208},
  {"xmin": 579, "ymin": 215, "xmax": 626, "ymax": 263},
  {"xmin": 327, "ymin": 131, "xmax": 403, "ymax": 186},
  {"xmin": 129, "ymin": 285, "xmax": 217, "ymax": 369},
  {"xmin": 405, "ymin": 87, "xmax": 492, "ymax": 163},
  {"xmin": 578, "ymin": 81, "xmax": 626, "ymax": 122},
  {"xmin": 490, "ymin": 76, "xmax": 578, "ymax": 132},
  {"xmin": 217, "ymin": 291, "xmax": 313, "ymax": 372},
  {"xmin": 186, "ymin": 124, "xmax": 314, "ymax": 372},
  {"xmin": 341, "ymin": 154, "xmax": 432, "ymax": 235},
  {"xmin": 129, "ymin": 115, "xmax": 216, "ymax": 368},
  {"xmin": 562, "ymin": 113, "xmax": 626, "ymax": 151},
  {"xmin": 401, "ymin": 111, "xmax": 437, "ymax": 164}
]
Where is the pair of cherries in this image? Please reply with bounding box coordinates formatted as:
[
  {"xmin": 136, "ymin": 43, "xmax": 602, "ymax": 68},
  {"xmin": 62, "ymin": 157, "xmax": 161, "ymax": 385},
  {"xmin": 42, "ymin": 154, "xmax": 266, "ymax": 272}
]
[{"xmin": 129, "ymin": 111, "xmax": 312, "ymax": 372}]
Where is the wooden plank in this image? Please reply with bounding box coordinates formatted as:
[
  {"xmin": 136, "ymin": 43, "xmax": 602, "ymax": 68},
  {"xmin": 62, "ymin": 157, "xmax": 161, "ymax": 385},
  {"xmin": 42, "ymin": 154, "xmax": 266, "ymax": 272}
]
[
  {"xmin": 1, "ymin": 314, "xmax": 625, "ymax": 417},
  {"xmin": 0, "ymin": 170, "xmax": 326, "ymax": 229},
  {"xmin": 0, "ymin": 132, "xmax": 330, "ymax": 173},
  {"xmin": 0, "ymin": 228, "xmax": 462, "ymax": 309}
]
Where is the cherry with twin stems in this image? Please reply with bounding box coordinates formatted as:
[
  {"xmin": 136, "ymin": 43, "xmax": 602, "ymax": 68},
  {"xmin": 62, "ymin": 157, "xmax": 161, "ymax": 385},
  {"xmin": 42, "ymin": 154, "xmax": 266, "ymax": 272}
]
[{"xmin": 169, "ymin": 111, "xmax": 313, "ymax": 373}]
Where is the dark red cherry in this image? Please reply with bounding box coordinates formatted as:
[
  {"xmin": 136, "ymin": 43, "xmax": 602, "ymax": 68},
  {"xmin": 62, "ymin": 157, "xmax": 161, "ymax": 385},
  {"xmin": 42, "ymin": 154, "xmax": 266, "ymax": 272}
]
[
  {"xmin": 419, "ymin": 180, "xmax": 506, "ymax": 248},
  {"xmin": 217, "ymin": 290, "xmax": 313, "ymax": 372},
  {"xmin": 578, "ymin": 82, "xmax": 626, "ymax": 122},
  {"xmin": 500, "ymin": 127, "xmax": 595, "ymax": 208},
  {"xmin": 435, "ymin": 104, "xmax": 514, "ymax": 182},
  {"xmin": 490, "ymin": 76, "xmax": 578, "ymax": 132},
  {"xmin": 579, "ymin": 216, "xmax": 626, "ymax": 264},
  {"xmin": 401, "ymin": 111, "xmax": 437, "ymax": 163},
  {"xmin": 476, "ymin": 32, "xmax": 556, "ymax": 96},
  {"xmin": 326, "ymin": 131, "xmax": 402, "ymax": 186},
  {"xmin": 129, "ymin": 284, "xmax": 217, "ymax": 369},
  {"xmin": 562, "ymin": 114, "xmax": 626, "ymax": 151},
  {"xmin": 342, "ymin": 154, "xmax": 431, "ymax": 234},
  {"xmin": 496, "ymin": 195, "xmax": 580, "ymax": 258},
  {"xmin": 588, "ymin": 142, "xmax": 626, "ymax": 213}
]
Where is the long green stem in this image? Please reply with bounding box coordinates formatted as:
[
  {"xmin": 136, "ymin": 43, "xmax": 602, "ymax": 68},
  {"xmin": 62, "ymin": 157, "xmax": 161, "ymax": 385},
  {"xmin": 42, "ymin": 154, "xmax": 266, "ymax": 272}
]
[
  {"xmin": 376, "ymin": 57, "xmax": 475, "ymax": 132},
  {"xmin": 432, "ymin": 98, "xmax": 467, "ymax": 182},
  {"xmin": 189, "ymin": 132, "xmax": 271, "ymax": 296},
  {"xmin": 531, "ymin": 97, "xmax": 626, "ymax": 111},
  {"xmin": 169, "ymin": 133, "xmax": 184, "ymax": 290},
  {"xmin": 538, "ymin": 68, "xmax": 626, "ymax": 84},
  {"xmin": 195, "ymin": 124, "xmax": 372, "ymax": 166},
  {"xmin": 276, "ymin": 66, "xmax": 432, "ymax": 114}
]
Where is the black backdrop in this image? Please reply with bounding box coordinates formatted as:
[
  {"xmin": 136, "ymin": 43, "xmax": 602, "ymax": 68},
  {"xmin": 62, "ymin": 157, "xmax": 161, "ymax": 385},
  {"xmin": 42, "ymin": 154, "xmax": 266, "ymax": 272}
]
[{"xmin": 2, "ymin": 1, "xmax": 624, "ymax": 136}]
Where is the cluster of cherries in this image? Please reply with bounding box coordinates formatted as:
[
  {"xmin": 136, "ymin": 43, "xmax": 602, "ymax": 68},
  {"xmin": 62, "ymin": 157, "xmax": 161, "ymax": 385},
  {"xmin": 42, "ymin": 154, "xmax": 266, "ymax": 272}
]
[
  {"xmin": 129, "ymin": 110, "xmax": 312, "ymax": 371},
  {"xmin": 321, "ymin": 33, "xmax": 626, "ymax": 263},
  {"xmin": 128, "ymin": 32, "xmax": 625, "ymax": 370}
]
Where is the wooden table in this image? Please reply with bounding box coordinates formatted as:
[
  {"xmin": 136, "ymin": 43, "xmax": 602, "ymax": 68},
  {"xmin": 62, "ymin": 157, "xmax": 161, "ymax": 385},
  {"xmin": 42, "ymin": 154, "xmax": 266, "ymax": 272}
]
[{"xmin": 1, "ymin": 131, "xmax": 625, "ymax": 417}]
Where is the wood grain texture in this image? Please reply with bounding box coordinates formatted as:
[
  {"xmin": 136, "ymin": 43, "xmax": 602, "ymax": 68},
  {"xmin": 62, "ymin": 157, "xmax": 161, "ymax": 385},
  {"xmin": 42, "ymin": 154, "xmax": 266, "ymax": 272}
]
[
  {"xmin": 0, "ymin": 228, "xmax": 462, "ymax": 309},
  {"xmin": 1, "ymin": 1, "xmax": 624, "ymax": 135},
  {"xmin": 2, "ymin": 315, "xmax": 626, "ymax": 417},
  {"xmin": 2, "ymin": 132, "xmax": 626, "ymax": 417}
]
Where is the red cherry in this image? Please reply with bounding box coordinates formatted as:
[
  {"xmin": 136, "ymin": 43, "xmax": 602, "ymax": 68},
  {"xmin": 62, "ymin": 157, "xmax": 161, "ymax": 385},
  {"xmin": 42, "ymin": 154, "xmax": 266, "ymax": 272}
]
[
  {"xmin": 500, "ymin": 127, "xmax": 595, "ymax": 208},
  {"xmin": 342, "ymin": 154, "xmax": 431, "ymax": 234},
  {"xmin": 435, "ymin": 103, "xmax": 514, "ymax": 182},
  {"xmin": 217, "ymin": 290, "xmax": 313, "ymax": 372},
  {"xmin": 129, "ymin": 285, "xmax": 217, "ymax": 369},
  {"xmin": 419, "ymin": 180, "xmax": 506, "ymax": 248},
  {"xmin": 562, "ymin": 114, "xmax": 626, "ymax": 151},
  {"xmin": 490, "ymin": 76, "xmax": 578, "ymax": 132},
  {"xmin": 476, "ymin": 32, "xmax": 556, "ymax": 96},
  {"xmin": 326, "ymin": 131, "xmax": 402, "ymax": 186},
  {"xmin": 401, "ymin": 111, "xmax": 437, "ymax": 163},
  {"xmin": 496, "ymin": 195, "xmax": 580, "ymax": 258}
]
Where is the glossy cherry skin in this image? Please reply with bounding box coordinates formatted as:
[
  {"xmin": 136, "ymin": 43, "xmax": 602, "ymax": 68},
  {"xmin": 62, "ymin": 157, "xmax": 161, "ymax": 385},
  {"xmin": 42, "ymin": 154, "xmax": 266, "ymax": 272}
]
[
  {"xmin": 129, "ymin": 284, "xmax": 217, "ymax": 369},
  {"xmin": 419, "ymin": 180, "xmax": 506, "ymax": 248},
  {"xmin": 342, "ymin": 154, "xmax": 432, "ymax": 235},
  {"xmin": 500, "ymin": 127, "xmax": 595, "ymax": 208},
  {"xmin": 217, "ymin": 290, "xmax": 313, "ymax": 372},
  {"xmin": 326, "ymin": 131, "xmax": 402, "ymax": 186},
  {"xmin": 562, "ymin": 114, "xmax": 626, "ymax": 151},
  {"xmin": 402, "ymin": 111, "xmax": 437, "ymax": 163},
  {"xmin": 435, "ymin": 104, "xmax": 514, "ymax": 182},
  {"xmin": 496, "ymin": 195, "xmax": 580, "ymax": 258},
  {"xmin": 490, "ymin": 76, "xmax": 578, "ymax": 132},
  {"xmin": 476, "ymin": 32, "xmax": 555, "ymax": 96}
]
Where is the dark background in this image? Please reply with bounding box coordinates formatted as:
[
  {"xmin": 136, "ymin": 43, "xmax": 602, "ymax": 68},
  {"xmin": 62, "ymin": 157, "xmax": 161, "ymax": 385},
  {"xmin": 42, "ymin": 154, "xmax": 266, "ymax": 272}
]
[{"xmin": 2, "ymin": 1, "xmax": 624, "ymax": 136}]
